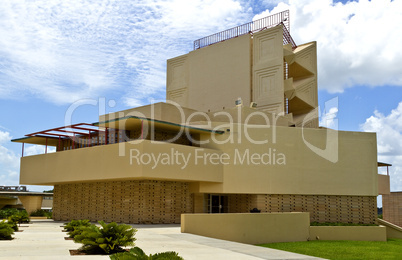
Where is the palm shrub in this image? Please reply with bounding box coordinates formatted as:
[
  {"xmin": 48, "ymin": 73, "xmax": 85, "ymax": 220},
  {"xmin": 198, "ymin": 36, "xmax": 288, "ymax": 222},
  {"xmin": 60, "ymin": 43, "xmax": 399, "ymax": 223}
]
[
  {"xmin": 30, "ymin": 209, "xmax": 48, "ymax": 217},
  {"xmin": 6, "ymin": 219, "xmax": 18, "ymax": 232},
  {"xmin": 74, "ymin": 221, "xmax": 137, "ymax": 254},
  {"xmin": 64, "ymin": 219, "xmax": 91, "ymax": 232},
  {"xmin": 0, "ymin": 220, "xmax": 14, "ymax": 240},
  {"xmin": 8, "ymin": 211, "xmax": 30, "ymax": 226},
  {"xmin": 0, "ymin": 208, "xmax": 19, "ymax": 219},
  {"xmin": 64, "ymin": 219, "xmax": 91, "ymax": 238},
  {"xmin": 110, "ymin": 247, "xmax": 184, "ymax": 260}
]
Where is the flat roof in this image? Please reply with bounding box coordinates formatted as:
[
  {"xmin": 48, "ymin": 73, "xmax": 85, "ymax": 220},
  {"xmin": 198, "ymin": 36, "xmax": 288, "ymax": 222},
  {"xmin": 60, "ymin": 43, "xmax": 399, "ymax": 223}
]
[
  {"xmin": 0, "ymin": 191, "xmax": 53, "ymax": 197},
  {"xmin": 378, "ymin": 162, "xmax": 392, "ymax": 167}
]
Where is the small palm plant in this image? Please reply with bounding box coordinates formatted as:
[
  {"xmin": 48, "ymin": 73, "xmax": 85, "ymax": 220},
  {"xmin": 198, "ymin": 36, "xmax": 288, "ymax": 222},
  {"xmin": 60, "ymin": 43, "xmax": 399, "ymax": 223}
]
[
  {"xmin": 74, "ymin": 221, "xmax": 137, "ymax": 254},
  {"xmin": 64, "ymin": 219, "xmax": 91, "ymax": 238},
  {"xmin": 0, "ymin": 220, "xmax": 14, "ymax": 240},
  {"xmin": 110, "ymin": 247, "xmax": 184, "ymax": 260},
  {"xmin": 8, "ymin": 211, "xmax": 30, "ymax": 227}
]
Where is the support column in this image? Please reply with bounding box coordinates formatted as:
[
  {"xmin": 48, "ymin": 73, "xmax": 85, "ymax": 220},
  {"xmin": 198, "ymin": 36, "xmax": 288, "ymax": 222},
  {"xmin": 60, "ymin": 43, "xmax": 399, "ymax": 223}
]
[{"xmin": 18, "ymin": 196, "xmax": 43, "ymax": 214}]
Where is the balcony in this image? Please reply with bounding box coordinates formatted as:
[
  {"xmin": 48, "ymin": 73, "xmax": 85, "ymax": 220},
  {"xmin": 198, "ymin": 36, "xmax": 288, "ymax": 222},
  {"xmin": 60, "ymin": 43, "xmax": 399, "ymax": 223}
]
[{"xmin": 19, "ymin": 140, "xmax": 223, "ymax": 185}]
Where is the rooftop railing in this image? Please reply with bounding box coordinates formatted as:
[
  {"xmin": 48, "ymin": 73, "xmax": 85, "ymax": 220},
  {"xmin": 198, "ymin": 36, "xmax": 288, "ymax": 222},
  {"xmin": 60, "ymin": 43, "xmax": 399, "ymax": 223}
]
[{"xmin": 193, "ymin": 10, "xmax": 296, "ymax": 50}]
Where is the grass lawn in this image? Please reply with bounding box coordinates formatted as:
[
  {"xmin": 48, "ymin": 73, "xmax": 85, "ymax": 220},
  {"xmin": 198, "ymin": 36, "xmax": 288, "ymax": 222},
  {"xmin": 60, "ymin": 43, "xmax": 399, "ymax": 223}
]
[{"xmin": 259, "ymin": 239, "xmax": 402, "ymax": 260}]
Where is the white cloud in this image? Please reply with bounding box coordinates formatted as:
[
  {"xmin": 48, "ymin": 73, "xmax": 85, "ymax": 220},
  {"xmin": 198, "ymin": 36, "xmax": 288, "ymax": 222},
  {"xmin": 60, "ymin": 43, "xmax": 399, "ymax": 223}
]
[
  {"xmin": 24, "ymin": 145, "xmax": 56, "ymax": 156},
  {"xmin": 0, "ymin": 0, "xmax": 251, "ymax": 106},
  {"xmin": 320, "ymin": 107, "xmax": 338, "ymax": 129},
  {"xmin": 0, "ymin": 130, "xmax": 54, "ymax": 192},
  {"xmin": 254, "ymin": 0, "xmax": 402, "ymax": 93},
  {"xmin": 361, "ymin": 102, "xmax": 402, "ymax": 191},
  {"xmin": 0, "ymin": 130, "xmax": 20, "ymax": 185}
]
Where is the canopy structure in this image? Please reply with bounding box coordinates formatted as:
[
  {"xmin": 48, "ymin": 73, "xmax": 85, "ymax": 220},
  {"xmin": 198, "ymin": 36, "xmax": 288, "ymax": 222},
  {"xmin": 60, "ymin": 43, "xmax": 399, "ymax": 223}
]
[
  {"xmin": 12, "ymin": 119, "xmax": 224, "ymax": 157},
  {"xmin": 378, "ymin": 162, "xmax": 392, "ymax": 175},
  {"xmin": 12, "ymin": 123, "xmax": 107, "ymax": 156}
]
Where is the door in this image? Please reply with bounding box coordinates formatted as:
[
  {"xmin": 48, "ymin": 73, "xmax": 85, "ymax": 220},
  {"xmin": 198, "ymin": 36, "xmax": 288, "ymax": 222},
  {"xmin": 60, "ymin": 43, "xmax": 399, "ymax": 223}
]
[{"xmin": 209, "ymin": 195, "xmax": 228, "ymax": 213}]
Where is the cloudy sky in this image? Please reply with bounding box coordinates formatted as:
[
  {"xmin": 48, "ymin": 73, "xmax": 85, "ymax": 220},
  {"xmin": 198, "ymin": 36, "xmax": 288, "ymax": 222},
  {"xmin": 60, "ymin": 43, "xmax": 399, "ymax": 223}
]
[{"xmin": 0, "ymin": 0, "xmax": 401, "ymax": 198}]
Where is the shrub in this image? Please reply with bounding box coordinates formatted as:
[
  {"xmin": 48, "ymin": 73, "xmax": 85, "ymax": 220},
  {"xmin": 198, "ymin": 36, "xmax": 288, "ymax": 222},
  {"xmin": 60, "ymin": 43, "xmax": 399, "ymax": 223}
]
[
  {"xmin": 45, "ymin": 211, "xmax": 53, "ymax": 219},
  {"xmin": 0, "ymin": 220, "xmax": 14, "ymax": 240},
  {"xmin": 6, "ymin": 219, "xmax": 18, "ymax": 232},
  {"xmin": 74, "ymin": 221, "xmax": 137, "ymax": 254},
  {"xmin": 64, "ymin": 219, "xmax": 91, "ymax": 232},
  {"xmin": 109, "ymin": 247, "xmax": 184, "ymax": 260},
  {"xmin": 30, "ymin": 209, "xmax": 48, "ymax": 217},
  {"xmin": 0, "ymin": 208, "xmax": 19, "ymax": 219},
  {"xmin": 8, "ymin": 211, "xmax": 30, "ymax": 226}
]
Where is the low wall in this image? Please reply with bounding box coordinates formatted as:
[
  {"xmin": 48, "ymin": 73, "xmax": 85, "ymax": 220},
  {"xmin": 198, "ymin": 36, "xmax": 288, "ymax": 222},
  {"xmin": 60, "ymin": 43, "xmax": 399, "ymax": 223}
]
[
  {"xmin": 309, "ymin": 226, "xmax": 387, "ymax": 241},
  {"xmin": 378, "ymin": 218, "xmax": 402, "ymax": 239},
  {"xmin": 181, "ymin": 213, "xmax": 310, "ymax": 244}
]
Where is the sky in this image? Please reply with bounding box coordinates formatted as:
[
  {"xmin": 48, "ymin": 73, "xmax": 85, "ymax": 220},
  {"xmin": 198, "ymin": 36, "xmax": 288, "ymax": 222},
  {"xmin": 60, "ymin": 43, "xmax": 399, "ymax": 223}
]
[{"xmin": 0, "ymin": 0, "xmax": 401, "ymax": 200}]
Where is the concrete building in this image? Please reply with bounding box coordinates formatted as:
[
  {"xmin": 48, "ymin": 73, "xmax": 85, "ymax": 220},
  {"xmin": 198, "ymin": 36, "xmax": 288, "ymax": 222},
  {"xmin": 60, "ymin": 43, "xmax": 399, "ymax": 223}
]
[
  {"xmin": 11, "ymin": 11, "xmax": 395, "ymax": 228},
  {"xmin": 0, "ymin": 186, "xmax": 53, "ymax": 213}
]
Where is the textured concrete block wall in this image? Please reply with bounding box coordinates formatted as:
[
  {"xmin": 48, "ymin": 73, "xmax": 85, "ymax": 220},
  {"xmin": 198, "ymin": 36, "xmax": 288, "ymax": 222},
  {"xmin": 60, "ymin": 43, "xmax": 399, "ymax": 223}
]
[
  {"xmin": 53, "ymin": 180, "xmax": 193, "ymax": 224},
  {"xmin": 383, "ymin": 192, "xmax": 402, "ymax": 227},
  {"xmin": 227, "ymin": 194, "xmax": 377, "ymax": 224}
]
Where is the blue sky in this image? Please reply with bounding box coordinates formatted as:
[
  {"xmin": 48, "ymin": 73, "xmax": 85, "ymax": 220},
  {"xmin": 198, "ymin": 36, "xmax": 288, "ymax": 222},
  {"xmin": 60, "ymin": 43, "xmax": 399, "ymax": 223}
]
[{"xmin": 0, "ymin": 0, "xmax": 401, "ymax": 198}]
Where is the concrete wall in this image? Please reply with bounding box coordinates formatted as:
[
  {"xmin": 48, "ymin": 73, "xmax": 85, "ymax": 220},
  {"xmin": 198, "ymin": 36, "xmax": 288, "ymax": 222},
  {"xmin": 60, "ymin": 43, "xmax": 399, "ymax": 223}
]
[
  {"xmin": 223, "ymin": 194, "xmax": 377, "ymax": 224},
  {"xmin": 181, "ymin": 213, "xmax": 310, "ymax": 244},
  {"xmin": 197, "ymin": 125, "xmax": 378, "ymax": 196},
  {"xmin": 378, "ymin": 218, "xmax": 402, "ymax": 239},
  {"xmin": 309, "ymin": 226, "xmax": 387, "ymax": 241},
  {"xmin": 383, "ymin": 192, "xmax": 402, "ymax": 227},
  {"xmin": 166, "ymin": 24, "xmax": 319, "ymax": 127},
  {"xmin": 167, "ymin": 34, "xmax": 252, "ymax": 113},
  {"xmin": 20, "ymin": 124, "xmax": 378, "ymax": 199},
  {"xmin": 378, "ymin": 174, "xmax": 390, "ymax": 195},
  {"xmin": 20, "ymin": 140, "xmax": 223, "ymax": 185},
  {"xmin": 53, "ymin": 180, "xmax": 192, "ymax": 224}
]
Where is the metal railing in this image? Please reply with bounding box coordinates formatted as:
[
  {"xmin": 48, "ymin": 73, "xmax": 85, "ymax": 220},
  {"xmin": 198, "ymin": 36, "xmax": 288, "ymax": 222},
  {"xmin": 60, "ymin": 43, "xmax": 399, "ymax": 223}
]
[{"xmin": 194, "ymin": 10, "xmax": 296, "ymax": 50}]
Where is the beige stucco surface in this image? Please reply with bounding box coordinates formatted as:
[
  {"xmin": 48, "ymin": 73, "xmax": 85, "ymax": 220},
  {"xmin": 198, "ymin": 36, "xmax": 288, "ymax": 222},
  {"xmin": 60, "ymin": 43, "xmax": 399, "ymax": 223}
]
[
  {"xmin": 196, "ymin": 125, "xmax": 378, "ymax": 196},
  {"xmin": 378, "ymin": 174, "xmax": 390, "ymax": 195},
  {"xmin": 377, "ymin": 218, "xmax": 402, "ymax": 239},
  {"xmin": 20, "ymin": 140, "xmax": 223, "ymax": 185},
  {"xmin": 181, "ymin": 213, "xmax": 310, "ymax": 244},
  {"xmin": 309, "ymin": 226, "xmax": 387, "ymax": 241},
  {"xmin": 18, "ymin": 196, "xmax": 43, "ymax": 214},
  {"xmin": 20, "ymin": 123, "xmax": 377, "ymax": 197},
  {"xmin": 167, "ymin": 34, "xmax": 252, "ymax": 113}
]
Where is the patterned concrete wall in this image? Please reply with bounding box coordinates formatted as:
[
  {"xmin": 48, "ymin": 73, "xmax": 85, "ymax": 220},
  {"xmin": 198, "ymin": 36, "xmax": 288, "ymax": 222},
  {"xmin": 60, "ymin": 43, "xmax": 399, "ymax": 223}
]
[
  {"xmin": 227, "ymin": 194, "xmax": 377, "ymax": 224},
  {"xmin": 383, "ymin": 192, "xmax": 402, "ymax": 227},
  {"xmin": 53, "ymin": 180, "xmax": 193, "ymax": 224}
]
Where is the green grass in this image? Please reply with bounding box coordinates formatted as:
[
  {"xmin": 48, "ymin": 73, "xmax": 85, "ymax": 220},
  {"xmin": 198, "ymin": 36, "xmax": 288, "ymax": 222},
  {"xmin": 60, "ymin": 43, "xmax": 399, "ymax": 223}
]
[
  {"xmin": 259, "ymin": 239, "xmax": 402, "ymax": 260},
  {"xmin": 310, "ymin": 222, "xmax": 378, "ymax": 226}
]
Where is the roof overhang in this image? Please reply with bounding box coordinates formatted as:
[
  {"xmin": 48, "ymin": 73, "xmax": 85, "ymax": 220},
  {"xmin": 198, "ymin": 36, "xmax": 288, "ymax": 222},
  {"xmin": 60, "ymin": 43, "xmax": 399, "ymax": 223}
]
[
  {"xmin": 11, "ymin": 118, "xmax": 224, "ymax": 146},
  {"xmin": 95, "ymin": 116, "xmax": 225, "ymax": 135},
  {"xmin": 378, "ymin": 162, "xmax": 392, "ymax": 167}
]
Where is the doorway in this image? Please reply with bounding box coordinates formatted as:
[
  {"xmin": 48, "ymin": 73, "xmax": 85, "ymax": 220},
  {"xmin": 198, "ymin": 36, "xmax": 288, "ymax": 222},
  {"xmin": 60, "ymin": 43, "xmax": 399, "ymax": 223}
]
[{"xmin": 209, "ymin": 195, "xmax": 228, "ymax": 213}]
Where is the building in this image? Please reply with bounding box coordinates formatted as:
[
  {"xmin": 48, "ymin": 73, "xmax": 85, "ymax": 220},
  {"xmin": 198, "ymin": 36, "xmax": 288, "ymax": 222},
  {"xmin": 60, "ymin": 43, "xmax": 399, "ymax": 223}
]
[
  {"xmin": 0, "ymin": 186, "xmax": 53, "ymax": 213},
  {"xmin": 12, "ymin": 11, "xmax": 392, "ymax": 226}
]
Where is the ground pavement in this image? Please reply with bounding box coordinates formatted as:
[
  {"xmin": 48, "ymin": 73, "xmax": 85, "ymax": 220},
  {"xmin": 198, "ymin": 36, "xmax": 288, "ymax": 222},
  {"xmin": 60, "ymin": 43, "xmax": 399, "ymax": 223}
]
[{"xmin": 0, "ymin": 219, "xmax": 324, "ymax": 260}]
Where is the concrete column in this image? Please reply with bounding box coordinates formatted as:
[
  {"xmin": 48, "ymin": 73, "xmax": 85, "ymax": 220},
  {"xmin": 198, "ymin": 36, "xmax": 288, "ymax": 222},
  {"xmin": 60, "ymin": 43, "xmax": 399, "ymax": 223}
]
[{"xmin": 18, "ymin": 196, "xmax": 43, "ymax": 214}]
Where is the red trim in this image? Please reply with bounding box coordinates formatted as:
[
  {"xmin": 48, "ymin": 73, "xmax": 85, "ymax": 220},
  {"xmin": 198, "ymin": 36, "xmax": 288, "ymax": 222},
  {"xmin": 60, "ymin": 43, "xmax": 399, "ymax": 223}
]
[{"xmin": 22, "ymin": 143, "xmax": 24, "ymax": 157}]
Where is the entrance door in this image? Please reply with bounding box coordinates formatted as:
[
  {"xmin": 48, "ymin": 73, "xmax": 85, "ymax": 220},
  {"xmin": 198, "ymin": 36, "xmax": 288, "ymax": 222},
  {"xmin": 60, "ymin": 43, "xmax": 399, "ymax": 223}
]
[{"xmin": 209, "ymin": 195, "xmax": 228, "ymax": 213}]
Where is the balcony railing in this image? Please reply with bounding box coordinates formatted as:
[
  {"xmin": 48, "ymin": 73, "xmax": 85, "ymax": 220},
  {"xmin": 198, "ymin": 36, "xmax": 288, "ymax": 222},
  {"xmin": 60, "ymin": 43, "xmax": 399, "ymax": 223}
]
[{"xmin": 193, "ymin": 10, "xmax": 296, "ymax": 50}]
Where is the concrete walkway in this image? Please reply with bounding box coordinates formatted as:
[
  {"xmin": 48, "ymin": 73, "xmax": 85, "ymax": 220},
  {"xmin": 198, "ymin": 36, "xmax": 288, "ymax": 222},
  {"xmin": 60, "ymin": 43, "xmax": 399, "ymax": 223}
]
[{"xmin": 0, "ymin": 219, "xmax": 324, "ymax": 259}]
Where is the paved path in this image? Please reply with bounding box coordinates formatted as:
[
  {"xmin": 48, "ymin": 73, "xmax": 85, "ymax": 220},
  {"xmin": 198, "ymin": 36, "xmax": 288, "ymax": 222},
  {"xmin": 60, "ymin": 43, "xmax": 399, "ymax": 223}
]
[{"xmin": 0, "ymin": 219, "xmax": 324, "ymax": 259}]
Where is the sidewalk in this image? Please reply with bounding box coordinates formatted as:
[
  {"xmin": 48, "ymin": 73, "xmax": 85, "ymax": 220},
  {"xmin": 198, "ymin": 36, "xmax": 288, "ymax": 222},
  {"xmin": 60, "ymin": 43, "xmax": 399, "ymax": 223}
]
[{"xmin": 0, "ymin": 219, "xmax": 324, "ymax": 259}]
